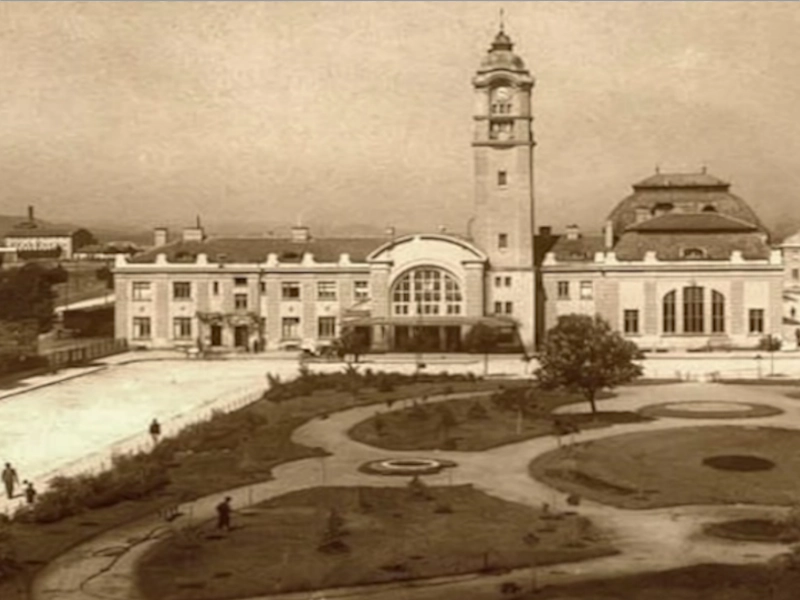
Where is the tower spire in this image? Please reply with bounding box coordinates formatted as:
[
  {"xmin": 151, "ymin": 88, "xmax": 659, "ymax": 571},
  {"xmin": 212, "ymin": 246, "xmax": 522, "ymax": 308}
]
[{"xmin": 499, "ymin": 7, "xmax": 505, "ymax": 33}]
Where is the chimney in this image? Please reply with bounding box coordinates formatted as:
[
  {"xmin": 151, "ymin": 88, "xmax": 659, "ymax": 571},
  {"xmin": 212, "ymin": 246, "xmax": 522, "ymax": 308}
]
[
  {"xmin": 27, "ymin": 205, "xmax": 34, "ymax": 222},
  {"xmin": 565, "ymin": 224, "xmax": 580, "ymax": 241},
  {"xmin": 604, "ymin": 220, "xmax": 614, "ymax": 249},
  {"xmin": 154, "ymin": 227, "xmax": 168, "ymax": 248},
  {"xmin": 538, "ymin": 226, "xmax": 552, "ymax": 237},
  {"xmin": 182, "ymin": 226, "xmax": 205, "ymax": 242},
  {"xmin": 291, "ymin": 226, "xmax": 310, "ymax": 243}
]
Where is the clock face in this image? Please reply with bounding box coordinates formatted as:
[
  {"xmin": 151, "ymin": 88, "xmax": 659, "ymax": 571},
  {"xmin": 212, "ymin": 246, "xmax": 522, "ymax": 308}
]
[{"xmin": 494, "ymin": 86, "xmax": 512, "ymax": 101}]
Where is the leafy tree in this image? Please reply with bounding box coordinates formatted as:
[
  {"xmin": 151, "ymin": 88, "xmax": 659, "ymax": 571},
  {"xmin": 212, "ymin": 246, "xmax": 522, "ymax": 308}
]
[
  {"xmin": 333, "ymin": 327, "xmax": 370, "ymax": 364},
  {"xmin": 464, "ymin": 322, "xmax": 500, "ymax": 375},
  {"xmin": 0, "ymin": 263, "xmax": 61, "ymax": 333},
  {"xmin": 536, "ymin": 314, "xmax": 643, "ymax": 413},
  {"xmin": 491, "ymin": 386, "xmax": 536, "ymax": 434}
]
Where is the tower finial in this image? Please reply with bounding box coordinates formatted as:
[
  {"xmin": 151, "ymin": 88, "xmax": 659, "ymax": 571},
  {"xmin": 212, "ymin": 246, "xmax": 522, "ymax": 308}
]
[{"xmin": 499, "ymin": 7, "xmax": 505, "ymax": 33}]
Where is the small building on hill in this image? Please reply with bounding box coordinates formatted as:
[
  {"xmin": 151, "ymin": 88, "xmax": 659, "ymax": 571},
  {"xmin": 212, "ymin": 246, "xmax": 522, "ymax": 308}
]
[{"xmin": 3, "ymin": 207, "xmax": 95, "ymax": 260}]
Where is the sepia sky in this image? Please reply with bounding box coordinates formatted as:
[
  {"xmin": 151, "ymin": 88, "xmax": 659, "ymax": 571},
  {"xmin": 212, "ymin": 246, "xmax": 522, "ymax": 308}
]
[{"xmin": 1, "ymin": 1, "xmax": 800, "ymax": 238}]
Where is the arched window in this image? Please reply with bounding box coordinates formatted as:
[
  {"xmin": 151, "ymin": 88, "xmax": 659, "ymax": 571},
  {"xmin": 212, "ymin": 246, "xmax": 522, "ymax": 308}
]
[
  {"xmin": 711, "ymin": 290, "xmax": 725, "ymax": 333},
  {"xmin": 391, "ymin": 267, "xmax": 463, "ymax": 317},
  {"xmin": 683, "ymin": 286, "xmax": 705, "ymax": 333},
  {"xmin": 702, "ymin": 204, "xmax": 718, "ymax": 212},
  {"xmin": 652, "ymin": 202, "xmax": 674, "ymax": 216},
  {"xmin": 682, "ymin": 247, "xmax": 706, "ymax": 259},
  {"xmin": 663, "ymin": 290, "xmax": 676, "ymax": 333}
]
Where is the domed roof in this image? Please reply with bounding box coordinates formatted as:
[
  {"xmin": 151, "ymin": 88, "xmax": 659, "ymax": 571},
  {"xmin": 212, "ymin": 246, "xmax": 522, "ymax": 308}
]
[{"xmin": 478, "ymin": 29, "xmax": 527, "ymax": 73}]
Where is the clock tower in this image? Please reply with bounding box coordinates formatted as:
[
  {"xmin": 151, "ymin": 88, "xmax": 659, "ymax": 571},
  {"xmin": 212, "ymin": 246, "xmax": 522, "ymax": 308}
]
[{"xmin": 472, "ymin": 26, "xmax": 536, "ymax": 349}]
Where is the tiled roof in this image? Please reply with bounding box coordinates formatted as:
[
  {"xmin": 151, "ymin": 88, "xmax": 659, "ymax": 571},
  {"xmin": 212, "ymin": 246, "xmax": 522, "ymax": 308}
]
[
  {"xmin": 633, "ymin": 172, "xmax": 730, "ymax": 189},
  {"xmin": 627, "ymin": 212, "xmax": 758, "ymax": 233},
  {"xmin": 544, "ymin": 234, "xmax": 607, "ymax": 263},
  {"xmin": 613, "ymin": 231, "xmax": 771, "ymax": 261},
  {"xmin": 129, "ymin": 237, "xmax": 385, "ymax": 264}
]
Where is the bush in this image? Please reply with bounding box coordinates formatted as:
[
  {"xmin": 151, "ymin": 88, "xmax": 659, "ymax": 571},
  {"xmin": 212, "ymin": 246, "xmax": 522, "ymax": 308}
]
[{"xmin": 467, "ymin": 401, "xmax": 490, "ymax": 420}]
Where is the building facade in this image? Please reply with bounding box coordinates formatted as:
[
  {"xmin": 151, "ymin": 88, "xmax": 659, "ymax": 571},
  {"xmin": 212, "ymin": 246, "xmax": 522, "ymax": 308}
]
[
  {"xmin": 539, "ymin": 172, "xmax": 785, "ymax": 350},
  {"xmin": 113, "ymin": 29, "xmax": 537, "ymax": 352}
]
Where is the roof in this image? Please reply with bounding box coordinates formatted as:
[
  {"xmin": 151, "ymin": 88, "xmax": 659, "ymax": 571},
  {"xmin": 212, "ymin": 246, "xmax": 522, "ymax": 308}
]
[
  {"xmin": 633, "ymin": 172, "xmax": 730, "ymax": 189},
  {"xmin": 5, "ymin": 226, "xmax": 76, "ymax": 238},
  {"xmin": 477, "ymin": 29, "xmax": 528, "ymax": 73},
  {"xmin": 608, "ymin": 171, "xmax": 767, "ymax": 236},
  {"xmin": 613, "ymin": 231, "xmax": 771, "ymax": 261},
  {"xmin": 627, "ymin": 212, "xmax": 758, "ymax": 233},
  {"xmin": 781, "ymin": 231, "xmax": 800, "ymax": 247},
  {"xmin": 129, "ymin": 236, "xmax": 385, "ymax": 264},
  {"xmin": 542, "ymin": 234, "xmax": 606, "ymax": 263}
]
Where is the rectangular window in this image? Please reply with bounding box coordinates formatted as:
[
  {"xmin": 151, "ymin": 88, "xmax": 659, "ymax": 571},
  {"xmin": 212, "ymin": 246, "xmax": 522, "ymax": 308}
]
[
  {"xmin": 793, "ymin": 268, "xmax": 799, "ymax": 281},
  {"xmin": 173, "ymin": 317, "xmax": 192, "ymax": 339},
  {"xmin": 624, "ymin": 309, "xmax": 639, "ymax": 335},
  {"xmin": 354, "ymin": 280, "xmax": 370, "ymax": 302},
  {"xmin": 504, "ymin": 276, "xmax": 512, "ymax": 287},
  {"xmin": 497, "ymin": 170, "xmax": 507, "ymax": 186},
  {"xmin": 498, "ymin": 233, "xmax": 508, "ymax": 249},
  {"xmin": 234, "ymin": 293, "xmax": 248, "ymax": 310},
  {"xmin": 318, "ymin": 316, "xmax": 336, "ymax": 339},
  {"xmin": 494, "ymin": 301, "xmax": 503, "ymax": 314},
  {"xmin": 711, "ymin": 291, "xmax": 725, "ymax": 333},
  {"xmin": 132, "ymin": 282, "xmax": 152, "ymax": 301},
  {"xmin": 580, "ymin": 281, "xmax": 593, "ymax": 300},
  {"xmin": 281, "ymin": 317, "xmax": 300, "ymax": 339},
  {"xmin": 259, "ymin": 281, "xmax": 267, "ymax": 294},
  {"xmin": 212, "ymin": 281, "xmax": 220, "ymax": 295},
  {"xmin": 663, "ymin": 292, "xmax": 676, "ymax": 334},
  {"xmin": 494, "ymin": 276, "xmax": 502, "ymax": 288},
  {"xmin": 504, "ymin": 301, "xmax": 513, "ymax": 314},
  {"xmin": 132, "ymin": 317, "xmax": 151, "ymax": 339},
  {"xmin": 749, "ymin": 309, "xmax": 765, "ymax": 334},
  {"xmin": 233, "ymin": 277, "xmax": 247, "ymax": 287},
  {"xmin": 557, "ymin": 281, "xmax": 570, "ymax": 300},
  {"xmin": 172, "ymin": 281, "xmax": 191, "ymax": 300},
  {"xmin": 281, "ymin": 282, "xmax": 301, "ymax": 300},
  {"xmin": 317, "ymin": 281, "xmax": 337, "ymax": 301},
  {"xmin": 683, "ymin": 286, "xmax": 704, "ymax": 333}
]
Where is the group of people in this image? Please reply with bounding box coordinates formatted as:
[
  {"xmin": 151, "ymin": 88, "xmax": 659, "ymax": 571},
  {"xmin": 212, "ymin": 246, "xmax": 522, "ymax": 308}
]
[{"xmin": 2, "ymin": 462, "xmax": 36, "ymax": 504}]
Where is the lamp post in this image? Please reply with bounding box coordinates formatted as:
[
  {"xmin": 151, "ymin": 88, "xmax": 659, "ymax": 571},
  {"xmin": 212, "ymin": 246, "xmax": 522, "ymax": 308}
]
[{"xmin": 755, "ymin": 354, "xmax": 763, "ymax": 379}]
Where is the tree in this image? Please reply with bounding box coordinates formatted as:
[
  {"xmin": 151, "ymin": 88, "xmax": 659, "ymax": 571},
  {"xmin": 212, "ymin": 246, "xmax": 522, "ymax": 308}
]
[
  {"xmin": 0, "ymin": 263, "xmax": 60, "ymax": 333},
  {"xmin": 464, "ymin": 322, "xmax": 500, "ymax": 375},
  {"xmin": 438, "ymin": 405, "xmax": 458, "ymax": 439},
  {"xmin": 333, "ymin": 327, "xmax": 369, "ymax": 364},
  {"xmin": 536, "ymin": 314, "xmax": 643, "ymax": 413},
  {"xmin": 491, "ymin": 386, "xmax": 536, "ymax": 434}
]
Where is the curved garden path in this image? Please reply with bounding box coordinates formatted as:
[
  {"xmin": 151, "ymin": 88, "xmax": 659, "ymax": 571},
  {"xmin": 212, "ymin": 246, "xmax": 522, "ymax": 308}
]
[{"xmin": 32, "ymin": 382, "xmax": 800, "ymax": 600}]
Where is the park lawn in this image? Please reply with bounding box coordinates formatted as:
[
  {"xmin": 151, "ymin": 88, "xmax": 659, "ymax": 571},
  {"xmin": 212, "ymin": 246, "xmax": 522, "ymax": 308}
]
[
  {"xmin": 525, "ymin": 562, "xmax": 800, "ymax": 600},
  {"xmin": 0, "ymin": 378, "xmax": 506, "ymax": 600},
  {"xmin": 530, "ymin": 425, "xmax": 800, "ymax": 509},
  {"xmin": 348, "ymin": 390, "xmax": 647, "ymax": 451},
  {"xmin": 137, "ymin": 485, "xmax": 616, "ymax": 600}
]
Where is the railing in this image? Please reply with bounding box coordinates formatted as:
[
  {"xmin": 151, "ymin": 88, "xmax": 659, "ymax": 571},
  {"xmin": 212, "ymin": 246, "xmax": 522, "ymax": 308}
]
[
  {"xmin": 37, "ymin": 383, "xmax": 265, "ymax": 483},
  {"xmin": 42, "ymin": 338, "xmax": 129, "ymax": 368}
]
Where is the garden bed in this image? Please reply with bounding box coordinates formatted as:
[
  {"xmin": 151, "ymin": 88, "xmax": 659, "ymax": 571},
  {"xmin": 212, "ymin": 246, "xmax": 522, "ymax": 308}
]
[
  {"xmin": 704, "ymin": 519, "xmax": 800, "ymax": 543},
  {"xmin": 137, "ymin": 485, "xmax": 616, "ymax": 599},
  {"xmin": 348, "ymin": 389, "xmax": 647, "ymax": 452}
]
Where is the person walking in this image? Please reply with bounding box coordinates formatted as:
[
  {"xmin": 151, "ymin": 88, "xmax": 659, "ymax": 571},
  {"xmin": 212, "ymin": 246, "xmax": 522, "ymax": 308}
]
[
  {"xmin": 2, "ymin": 463, "xmax": 20, "ymax": 499},
  {"xmin": 149, "ymin": 419, "xmax": 161, "ymax": 446},
  {"xmin": 24, "ymin": 481, "xmax": 36, "ymax": 505},
  {"xmin": 216, "ymin": 496, "xmax": 233, "ymax": 531}
]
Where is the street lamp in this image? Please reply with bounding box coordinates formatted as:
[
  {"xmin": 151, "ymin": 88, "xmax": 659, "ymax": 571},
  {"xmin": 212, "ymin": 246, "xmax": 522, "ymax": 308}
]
[{"xmin": 755, "ymin": 354, "xmax": 763, "ymax": 379}]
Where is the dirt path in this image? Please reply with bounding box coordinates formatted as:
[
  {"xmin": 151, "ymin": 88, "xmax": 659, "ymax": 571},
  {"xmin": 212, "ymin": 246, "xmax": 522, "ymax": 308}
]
[{"xmin": 32, "ymin": 382, "xmax": 800, "ymax": 600}]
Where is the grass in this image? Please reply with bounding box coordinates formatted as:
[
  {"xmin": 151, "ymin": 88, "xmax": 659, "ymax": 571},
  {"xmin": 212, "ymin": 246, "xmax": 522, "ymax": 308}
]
[
  {"xmin": 136, "ymin": 485, "xmax": 616, "ymax": 600},
  {"xmin": 523, "ymin": 561, "xmax": 800, "ymax": 600},
  {"xmin": 0, "ymin": 377, "xmax": 505, "ymax": 600},
  {"xmin": 348, "ymin": 389, "xmax": 648, "ymax": 452},
  {"xmin": 530, "ymin": 425, "xmax": 800, "ymax": 509}
]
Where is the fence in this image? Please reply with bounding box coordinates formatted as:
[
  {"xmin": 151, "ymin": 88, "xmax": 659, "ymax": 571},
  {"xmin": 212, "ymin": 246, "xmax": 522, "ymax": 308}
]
[
  {"xmin": 36, "ymin": 383, "xmax": 265, "ymax": 483},
  {"xmin": 42, "ymin": 338, "xmax": 128, "ymax": 369}
]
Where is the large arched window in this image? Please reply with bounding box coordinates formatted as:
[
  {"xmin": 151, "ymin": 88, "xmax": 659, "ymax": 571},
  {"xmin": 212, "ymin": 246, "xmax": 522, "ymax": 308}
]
[
  {"xmin": 711, "ymin": 290, "xmax": 725, "ymax": 333},
  {"xmin": 663, "ymin": 290, "xmax": 676, "ymax": 333},
  {"xmin": 391, "ymin": 267, "xmax": 463, "ymax": 317},
  {"xmin": 683, "ymin": 286, "xmax": 705, "ymax": 333}
]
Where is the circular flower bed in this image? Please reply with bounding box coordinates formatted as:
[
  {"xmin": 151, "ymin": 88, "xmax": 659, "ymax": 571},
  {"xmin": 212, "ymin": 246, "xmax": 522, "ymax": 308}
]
[
  {"xmin": 705, "ymin": 518, "xmax": 800, "ymax": 543},
  {"xmin": 639, "ymin": 401, "xmax": 782, "ymax": 420},
  {"xmin": 359, "ymin": 457, "xmax": 457, "ymax": 476},
  {"xmin": 702, "ymin": 455, "xmax": 775, "ymax": 472}
]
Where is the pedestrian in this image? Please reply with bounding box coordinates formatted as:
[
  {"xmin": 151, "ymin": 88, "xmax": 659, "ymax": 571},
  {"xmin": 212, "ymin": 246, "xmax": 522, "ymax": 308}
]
[
  {"xmin": 24, "ymin": 481, "xmax": 36, "ymax": 505},
  {"xmin": 216, "ymin": 496, "xmax": 232, "ymax": 530},
  {"xmin": 2, "ymin": 463, "xmax": 20, "ymax": 499},
  {"xmin": 149, "ymin": 419, "xmax": 161, "ymax": 445}
]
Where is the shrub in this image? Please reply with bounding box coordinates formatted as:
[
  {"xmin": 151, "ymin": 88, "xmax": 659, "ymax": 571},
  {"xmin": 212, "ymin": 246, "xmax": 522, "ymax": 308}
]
[
  {"xmin": 407, "ymin": 476, "xmax": 432, "ymax": 501},
  {"xmin": 467, "ymin": 401, "xmax": 490, "ymax": 420},
  {"xmin": 408, "ymin": 403, "xmax": 428, "ymax": 421},
  {"xmin": 377, "ymin": 375, "xmax": 395, "ymax": 393}
]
